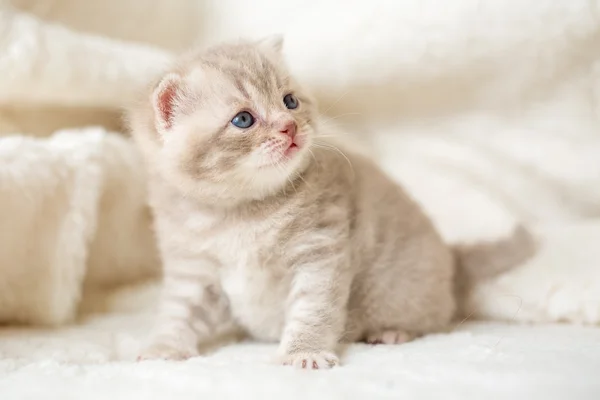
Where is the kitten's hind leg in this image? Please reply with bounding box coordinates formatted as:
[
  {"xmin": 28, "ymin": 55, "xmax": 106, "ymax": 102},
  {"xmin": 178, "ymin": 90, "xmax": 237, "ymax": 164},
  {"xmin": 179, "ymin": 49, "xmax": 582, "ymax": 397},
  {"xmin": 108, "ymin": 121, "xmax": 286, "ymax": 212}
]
[{"xmin": 364, "ymin": 330, "xmax": 416, "ymax": 345}]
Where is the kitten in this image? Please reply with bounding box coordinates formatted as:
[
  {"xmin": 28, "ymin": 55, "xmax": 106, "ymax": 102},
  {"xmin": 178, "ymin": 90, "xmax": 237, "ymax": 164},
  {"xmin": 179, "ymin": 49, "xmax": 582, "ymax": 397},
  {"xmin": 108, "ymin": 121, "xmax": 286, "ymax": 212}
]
[{"xmin": 128, "ymin": 36, "xmax": 535, "ymax": 369}]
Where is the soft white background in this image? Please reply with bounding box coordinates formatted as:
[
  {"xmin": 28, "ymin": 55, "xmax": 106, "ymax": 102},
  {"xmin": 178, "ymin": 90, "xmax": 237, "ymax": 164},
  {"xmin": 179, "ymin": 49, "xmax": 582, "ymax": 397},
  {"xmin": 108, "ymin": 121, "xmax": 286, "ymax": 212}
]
[{"xmin": 0, "ymin": 0, "xmax": 599, "ymax": 399}]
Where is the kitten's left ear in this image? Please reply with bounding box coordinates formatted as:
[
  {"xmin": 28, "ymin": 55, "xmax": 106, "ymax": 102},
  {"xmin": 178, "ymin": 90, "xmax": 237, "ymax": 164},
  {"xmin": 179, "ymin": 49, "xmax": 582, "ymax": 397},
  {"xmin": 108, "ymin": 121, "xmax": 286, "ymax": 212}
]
[
  {"xmin": 152, "ymin": 73, "xmax": 197, "ymax": 136},
  {"xmin": 257, "ymin": 34, "xmax": 284, "ymax": 54}
]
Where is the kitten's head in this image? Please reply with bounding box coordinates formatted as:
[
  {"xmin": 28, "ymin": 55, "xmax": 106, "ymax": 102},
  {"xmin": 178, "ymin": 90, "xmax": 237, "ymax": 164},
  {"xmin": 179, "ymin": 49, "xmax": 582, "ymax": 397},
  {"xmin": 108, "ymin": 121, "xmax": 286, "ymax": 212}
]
[{"xmin": 148, "ymin": 36, "xmax": 317, "ymax": 205}]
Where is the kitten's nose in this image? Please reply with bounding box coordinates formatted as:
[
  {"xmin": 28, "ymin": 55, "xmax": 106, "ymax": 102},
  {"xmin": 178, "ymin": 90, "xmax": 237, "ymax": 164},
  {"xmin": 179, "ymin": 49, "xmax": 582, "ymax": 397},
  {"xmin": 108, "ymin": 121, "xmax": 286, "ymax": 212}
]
[{"xmin": 278, "ymin": 120, "xmax": 297, "ymax": 138}]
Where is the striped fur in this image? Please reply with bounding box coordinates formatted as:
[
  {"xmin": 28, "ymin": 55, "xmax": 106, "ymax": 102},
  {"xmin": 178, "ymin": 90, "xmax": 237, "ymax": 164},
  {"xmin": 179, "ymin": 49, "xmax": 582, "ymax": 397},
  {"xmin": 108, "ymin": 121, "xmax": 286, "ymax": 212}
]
[{"xmin": 128, "ymin": 38, "xmax": 534, "ymax": 369}]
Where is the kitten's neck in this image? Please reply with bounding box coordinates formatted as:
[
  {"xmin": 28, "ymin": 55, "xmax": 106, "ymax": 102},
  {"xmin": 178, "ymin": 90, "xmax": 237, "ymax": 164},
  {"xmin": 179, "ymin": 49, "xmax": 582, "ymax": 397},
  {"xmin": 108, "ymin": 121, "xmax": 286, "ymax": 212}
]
[{"xmin": 218, "ymin": 168, "xmax": 313, "ymax": 212}]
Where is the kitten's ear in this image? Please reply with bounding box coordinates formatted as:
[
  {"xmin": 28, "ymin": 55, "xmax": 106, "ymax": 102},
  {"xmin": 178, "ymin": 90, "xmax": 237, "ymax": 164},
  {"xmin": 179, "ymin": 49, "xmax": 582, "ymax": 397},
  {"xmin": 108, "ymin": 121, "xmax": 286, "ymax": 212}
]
[
  {"xmin": 257, "ymin": 34, "xmax": 284, "ymax": 54},
  {"xmin": 152, "ymin": 73, "xmax": 187, "ymax": 134}
]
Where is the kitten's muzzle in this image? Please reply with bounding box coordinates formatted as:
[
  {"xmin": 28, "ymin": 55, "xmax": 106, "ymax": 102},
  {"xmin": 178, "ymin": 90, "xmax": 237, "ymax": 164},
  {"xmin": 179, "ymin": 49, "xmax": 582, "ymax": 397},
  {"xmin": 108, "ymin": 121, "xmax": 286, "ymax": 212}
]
[{"xmin": 278, "ymin": 120, "xmax": 297, "ymax": 139}]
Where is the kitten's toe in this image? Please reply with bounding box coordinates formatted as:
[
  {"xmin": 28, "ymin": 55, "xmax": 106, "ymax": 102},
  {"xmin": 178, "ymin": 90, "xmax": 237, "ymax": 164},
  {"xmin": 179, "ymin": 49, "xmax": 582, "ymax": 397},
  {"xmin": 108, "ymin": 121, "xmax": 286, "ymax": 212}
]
[
  {"xmin": 366, "ymin": 330, "xmax": 414, "ymax": 345},
  {"xmin": 280, "ymin": 351, "xmax": 339, "ymax": 370},
  {"xmin": 137, "ymin": 342, "xmax": 198, "ymax": 361}
]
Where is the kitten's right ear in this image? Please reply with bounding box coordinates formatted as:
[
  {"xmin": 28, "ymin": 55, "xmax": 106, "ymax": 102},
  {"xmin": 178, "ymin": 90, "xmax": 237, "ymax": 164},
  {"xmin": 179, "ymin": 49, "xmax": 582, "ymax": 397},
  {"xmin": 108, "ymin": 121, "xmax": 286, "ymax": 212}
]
[{"xmin": 152, "ymin": 73, "xmax": 183, "ymax": 134}]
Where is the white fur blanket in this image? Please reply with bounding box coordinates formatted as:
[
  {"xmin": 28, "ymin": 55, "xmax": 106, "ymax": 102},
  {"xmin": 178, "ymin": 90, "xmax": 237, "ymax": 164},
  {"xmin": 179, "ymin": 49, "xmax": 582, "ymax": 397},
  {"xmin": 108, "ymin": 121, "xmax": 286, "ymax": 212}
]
[
  {"xmin": 1, "ymin": 0, "xmax": 599, "ymax": 333},
  {"xmin": 2, "ymin": 309, "xmax": 599, "ymax": 399},
  {"xmin": 2, "ymin": 1, "xmax": 600, "ymax": 398}
]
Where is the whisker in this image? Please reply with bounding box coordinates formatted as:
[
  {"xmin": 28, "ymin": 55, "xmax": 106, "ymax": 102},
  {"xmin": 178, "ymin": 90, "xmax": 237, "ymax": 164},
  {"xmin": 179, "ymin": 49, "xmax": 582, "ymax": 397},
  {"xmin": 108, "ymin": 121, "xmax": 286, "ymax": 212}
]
[
  {"xmin": 315, "ymin": 134, "xmax": 352, "ymax": 139},
  {"xmin": 272, "ymin": 158, "xmax": 297, "ymax": 195},
  {"xmin": 294, "ymin": 169, "xmax": 311, "ymax": 189},
  {"xmin": 321, "ymin": 90, "xmax": 350, "ymax": 115},
  {"xmin": 307, "ymin": 148, "xmax": 318, "ymax": 165},
  {"xmin": 318, "ymin": 113, "xmax": 364, "ymax": 133},
  {"xmin": 312, "ymin": 141, "xmax": 355, "ymax": 179},
  {"xmin": 320, "ymin": 112, "xmax": 363, "ymax": 122}
]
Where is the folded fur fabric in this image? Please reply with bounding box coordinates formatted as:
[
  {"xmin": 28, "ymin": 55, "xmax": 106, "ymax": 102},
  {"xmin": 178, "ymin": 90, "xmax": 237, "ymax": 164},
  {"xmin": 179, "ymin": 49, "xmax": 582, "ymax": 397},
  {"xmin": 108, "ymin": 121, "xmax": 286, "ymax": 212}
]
[
  {"xmin": 0, "ymin": 2, "xmax": 171, "ymax": 108},
  {"xmin": 0, "ymin": 0, "xmax": 599, "ymax": 328},
  {"xmin": 0, "ymin": 2, "xmax": 167, "ymax": 325},
  {"xmin": 0, "ymin": 128, "xmax": 159, "ymax": 325},
  {"xmin": 0, "ymin": 1, "xmax": 172, "ymax": 137}
]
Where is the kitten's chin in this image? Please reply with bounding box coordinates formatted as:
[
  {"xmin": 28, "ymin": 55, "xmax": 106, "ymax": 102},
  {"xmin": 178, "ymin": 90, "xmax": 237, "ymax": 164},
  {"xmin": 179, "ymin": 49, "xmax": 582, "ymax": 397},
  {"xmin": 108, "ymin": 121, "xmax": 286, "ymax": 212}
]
[
  {"xmin": 259, "ymin": 144, "xmax": 300, "ymax": 169},
  {"xmin": 249, "ymin": 149, "xmax": 310, "ymax": 192}
]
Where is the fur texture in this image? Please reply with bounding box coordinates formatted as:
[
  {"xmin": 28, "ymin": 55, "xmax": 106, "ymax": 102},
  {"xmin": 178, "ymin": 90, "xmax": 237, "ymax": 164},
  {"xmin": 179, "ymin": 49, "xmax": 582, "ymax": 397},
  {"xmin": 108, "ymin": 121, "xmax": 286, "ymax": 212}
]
[
  {"xmin": 128, "ymin": 39, "xmax": 532, "ymax": 369},
  {"xmin": 0, "ymin": 128, "xmax": 160, "ymax": 325}
]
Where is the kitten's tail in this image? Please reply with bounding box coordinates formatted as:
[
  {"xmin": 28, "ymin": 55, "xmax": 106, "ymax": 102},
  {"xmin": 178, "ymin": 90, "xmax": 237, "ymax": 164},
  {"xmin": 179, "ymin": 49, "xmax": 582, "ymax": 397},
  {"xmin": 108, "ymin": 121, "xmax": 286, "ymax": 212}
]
[{"xmin": 453, "ymin": 225, "xmax": 537, "ymax": 285}]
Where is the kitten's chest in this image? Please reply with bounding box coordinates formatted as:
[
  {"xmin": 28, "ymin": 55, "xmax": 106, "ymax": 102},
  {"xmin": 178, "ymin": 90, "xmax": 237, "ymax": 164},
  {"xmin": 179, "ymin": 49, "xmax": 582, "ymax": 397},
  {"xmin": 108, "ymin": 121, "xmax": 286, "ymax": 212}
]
[{"xmin": 213, "ymin": 222, "xmax": 291, "ymax": 340}]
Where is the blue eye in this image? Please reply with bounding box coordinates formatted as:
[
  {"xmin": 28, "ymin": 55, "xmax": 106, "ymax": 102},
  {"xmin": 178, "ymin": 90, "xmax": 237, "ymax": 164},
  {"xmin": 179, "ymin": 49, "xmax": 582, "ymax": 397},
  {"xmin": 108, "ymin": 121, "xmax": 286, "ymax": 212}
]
[
  {"xmin": 283, "ymin": 94, "xmax": 299, "ymax": 110},
  {"xmin": 231, "ymin": 111, "xmax": 255, "ymax": 128}
]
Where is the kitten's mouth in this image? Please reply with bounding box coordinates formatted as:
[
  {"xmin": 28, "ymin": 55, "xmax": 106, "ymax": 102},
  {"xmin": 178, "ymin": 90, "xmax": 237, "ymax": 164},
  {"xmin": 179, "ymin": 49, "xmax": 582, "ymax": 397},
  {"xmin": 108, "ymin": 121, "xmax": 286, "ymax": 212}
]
[
  {"xmin": 284, "ymin": 142, "xmax": 299, "ymax": 157},
  {"xmin": 260, "ymin": 136, "xmax": 304, "ymax": 169},
  {"xmin": 283, "ymin": 133, "xmax": 305, "ymax": 158}
]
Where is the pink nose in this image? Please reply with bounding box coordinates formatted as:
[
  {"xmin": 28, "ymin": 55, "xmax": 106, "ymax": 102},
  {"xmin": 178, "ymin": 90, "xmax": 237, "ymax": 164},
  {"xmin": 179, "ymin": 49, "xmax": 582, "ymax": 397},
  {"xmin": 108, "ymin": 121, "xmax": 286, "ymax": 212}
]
[{"xmin": 279, "ymin": 120, "xmax": 297, "ymax": 138}]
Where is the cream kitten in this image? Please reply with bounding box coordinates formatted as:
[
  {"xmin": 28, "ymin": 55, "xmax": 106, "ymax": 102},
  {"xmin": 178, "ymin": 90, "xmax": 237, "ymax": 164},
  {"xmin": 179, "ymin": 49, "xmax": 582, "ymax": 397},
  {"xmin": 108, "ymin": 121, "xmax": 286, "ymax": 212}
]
[{"xmin": 128, "ymin": 37, "xmax": 535, "ymax": 369}]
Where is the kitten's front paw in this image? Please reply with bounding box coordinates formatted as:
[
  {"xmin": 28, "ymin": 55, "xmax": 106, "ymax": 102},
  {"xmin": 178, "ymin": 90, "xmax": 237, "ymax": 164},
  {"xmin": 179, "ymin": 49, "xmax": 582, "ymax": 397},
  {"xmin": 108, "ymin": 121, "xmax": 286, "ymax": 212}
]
[
  {"xmin": 137, "ymin": 342, "xmax": 198, "ymax": 361},
  {"xmin": 279, "ymin": 351, "xmax": 339, "ymax": 370}
]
